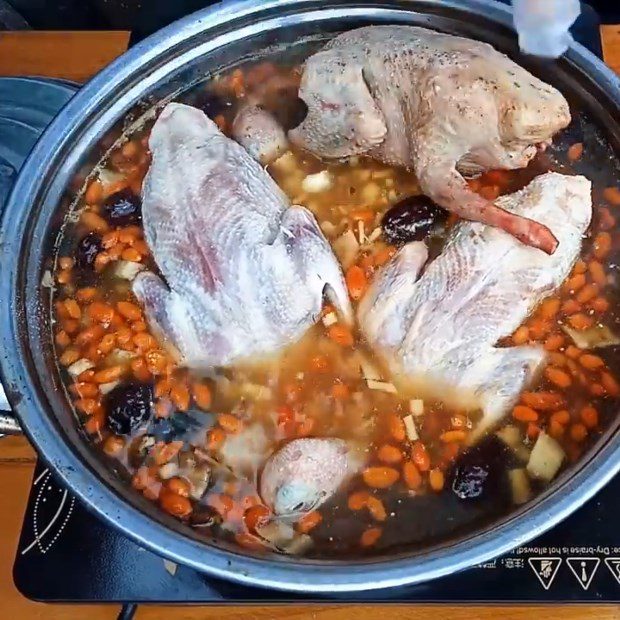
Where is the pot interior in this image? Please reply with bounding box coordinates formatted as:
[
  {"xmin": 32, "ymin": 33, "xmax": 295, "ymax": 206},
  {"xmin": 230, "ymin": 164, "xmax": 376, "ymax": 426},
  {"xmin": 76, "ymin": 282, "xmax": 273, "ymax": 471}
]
[{"xmin": 6, "ymin": 0, "xmax": 620, "ymax": 589}]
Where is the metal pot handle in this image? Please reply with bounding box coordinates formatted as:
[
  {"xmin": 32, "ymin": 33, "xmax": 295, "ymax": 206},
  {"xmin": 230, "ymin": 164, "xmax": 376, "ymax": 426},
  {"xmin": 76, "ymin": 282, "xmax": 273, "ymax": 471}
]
[{"xmin": 0, "ymin": 386, "xmax": 22, "ymax": 436}]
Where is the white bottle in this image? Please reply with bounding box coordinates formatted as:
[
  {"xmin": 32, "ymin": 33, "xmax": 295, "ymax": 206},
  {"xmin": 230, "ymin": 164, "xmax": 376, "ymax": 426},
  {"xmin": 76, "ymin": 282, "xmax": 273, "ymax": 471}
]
[{"xmin": 512, "ymin": 0, "xmax": 581, "ymax": 58}]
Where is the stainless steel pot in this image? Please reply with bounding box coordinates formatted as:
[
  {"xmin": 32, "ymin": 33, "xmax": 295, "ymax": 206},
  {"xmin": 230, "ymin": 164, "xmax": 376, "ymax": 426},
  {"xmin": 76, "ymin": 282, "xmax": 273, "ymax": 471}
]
[{"xmin": 1, "ymin": 0, "xmax": 620, "ymax": 593}]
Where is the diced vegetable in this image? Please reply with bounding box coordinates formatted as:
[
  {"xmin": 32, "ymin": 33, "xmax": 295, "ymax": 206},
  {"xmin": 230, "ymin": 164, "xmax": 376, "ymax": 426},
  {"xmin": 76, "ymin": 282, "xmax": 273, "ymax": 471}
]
[
  {"xmin": 67, "ymin": 358, "xmax": 95, "ymax": 378},
  {"xmin": 98, "ymin": 167, "xmax": 125, "ymax": 191},
  {"xmin": 271, "ymin": 151, "xmax": 296, "ymax": 172},
  {"xmin": 301, "ymin": 170, "xmax": 332, "ymax": 193},
  {"xmin": 359, "ymin": 355, "xmax": 382, "ymax": 381},
  {"xmin": 99, "ymin": 380, "xmax": 120, "ymax": 395},
  {"xmin": 163, "ymin": 559, "xmax": 178, "ymax": 576},
  {"xmin": 333, "ymin": 230, "xmax": 360, "ymax": 269},
  {"xmin": 366, "ymin": 227, "xmax": 382, "ymax": 243},
  {"xmin": 41, "ymin": 270, "xmax": 54, "ymax": 288},
  {"xmin": 495, "ymin": 425, "xmax": 530, "ymax": 463},
  {"xmin": 508, "ymin": 469, "xmax": 532, "ymax": 505},
  {"xmin": 322, "ymin": 312, "xmax": 338, "ymax": 327},
  {"xmin": 403, "ymin": 414, "xmax": 419, "ymax": 441},
  {"xmin": 240, "ymin": 383, "xmax": 272, "ymax": 400},
  {"xmin": 113, "ymin": 260, "xmax": 145, "ymax": 281},
  {"xmin": 526, "ymin": 432, "xmax": 565, "ymax": 482},
  {"xmin": 357, "ymin": 220, "xmax": 366, "ymax": 244},
  {"xmin": 187, "ymin": 464, "xmax": 211, "ymax": 500},
  {"xmin": 409, "ymin": 399, "xmax": 424, "ymax": 417},
  {"xmin": 159, "ymin": 462, "xmax": 180, "ymax": 480},
  {"xmin": 562, "ymin": 323, "xmax": 620, "ymax": 349},
  {"xmin": 366, "ymin": 380, "xmax": 397, "ymax": 394}
]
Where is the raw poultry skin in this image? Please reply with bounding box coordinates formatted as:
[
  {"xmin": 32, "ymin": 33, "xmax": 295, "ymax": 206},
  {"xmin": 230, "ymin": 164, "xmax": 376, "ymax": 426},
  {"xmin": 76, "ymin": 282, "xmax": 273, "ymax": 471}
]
[
  {"xmin": 289, "ymin": 26, "xmax": 572, "ymax": 254},
  {"xmin": 358, "ymin": 173, "xmax": 592, "ymax": 441},
  {"xmin": 133, "ymin": 103, "xmax": 352, "ymax": 369}
]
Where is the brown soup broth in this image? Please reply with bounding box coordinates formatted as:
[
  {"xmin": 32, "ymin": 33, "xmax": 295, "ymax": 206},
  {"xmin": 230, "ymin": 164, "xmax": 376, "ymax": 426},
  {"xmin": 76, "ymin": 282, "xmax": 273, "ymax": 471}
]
[{"xmin": 50, "ymin": 61, "xmax": 620, "ymax": 557}]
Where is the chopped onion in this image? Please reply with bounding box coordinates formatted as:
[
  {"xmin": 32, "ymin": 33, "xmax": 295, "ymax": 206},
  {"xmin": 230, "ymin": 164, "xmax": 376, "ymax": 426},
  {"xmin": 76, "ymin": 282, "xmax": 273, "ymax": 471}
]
[
  {"xmin": 322, "ymin": 312, "xmax": 338, "ymax": 327},
  {"xmin": 255, "ymin": 521, "xmax": 314, "ymax": 555},
  {"xmin": 159, "ymin": 462, "xmax": 179, "ymax": 480},
  {"xmin": 527, "ymin": 432, "xmax": 565, "ymax": 482},
  {"xmin": 403, "ymin": 414, "xmax": 419, "ymax": 441},
  {"xmin": 409, "ymin": 399, "xmax": 424, "ymax": 417},
  {"xmin": 508, "ymin": 469, "xmax": 532, "ymax": 505},
  {"xmin": 320, "ymin": 220, "xmax": 337, "ymax": 237},
  {"xmin": 271, "ymin": 151, "xmax": 297, "ymax": 173},
  {"xmin": 357, "ymin": 219, "xmax": 366, "ymax": 244},
  {"xmin": 107, "ymin": 348, "xmax": 137, "ymax": 364},
  {"xmin": 283, "ymin": 534, "xmax": 314, "ymax": 555},
  {"xmin": 296, "ymin": 372, "xmax": 305, "ymax": 380},
  {"xmin": 333, "ymin": 230, "xmax": 360, "ymax": 269},
  {"xmin": 41, "ymin": 270, "xmax": 54, "ymax": 288},
  {"xmin": 98, "ymin": 167, "xmax": 125, "ymax": 191},
  {"xmin": 187, "ymin": 464, "xmax": 211, "ymax": 500},
  {"xmin": 163, "ymin": 559, "xmax": 178, "ymax": 576},
  {"xmin": 99, "ymin": 380, "xmax": 120, "ymax": 395},
  {"xmin": 241, "ymin": 383, "xmax": 272, "ymax": 400},
  {"xmin": 366, "ymin": 379, "xmax": 397, "ymax": 393},
  {"xmin": 359, "ymin": 355, "xmax": 382, "ymax": 381},
  {"xmin": 562, "ymin": 323, "xmax": 620, "ymax": 349},
  {"xmin": 67, "ymin": 358, "xmax": 94, "ymax": 378},
  {"xmin": 301, "ymin": 170, "xmax": 332, "ymax": 193},
  {"xmin": 113, "ymin": 260, "xmax": 145, "ymax": 281}
]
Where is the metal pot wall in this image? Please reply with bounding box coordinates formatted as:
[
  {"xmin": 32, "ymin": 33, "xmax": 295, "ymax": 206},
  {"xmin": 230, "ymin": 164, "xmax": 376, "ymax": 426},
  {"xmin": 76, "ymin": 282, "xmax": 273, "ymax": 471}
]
[{"xmin": 1, "ymin": 0, "xmax": 620, "ymax": 593}]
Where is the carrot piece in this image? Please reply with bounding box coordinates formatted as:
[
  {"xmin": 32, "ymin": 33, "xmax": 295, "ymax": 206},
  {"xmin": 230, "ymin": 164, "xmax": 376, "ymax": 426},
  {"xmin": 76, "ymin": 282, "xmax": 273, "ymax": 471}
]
[
  {"xmin": 103, "ymin": 435, "xmax": 125, "ymax": 456},
  {"xmin": 159, "ymin": 488, "xmax": 192, "ymax": 518},
  {"xmin": 429, "ymin": 468, "xmax": 445, "ymax": 492},
  {"xmin": 206, "ymin": 427, "xmax": 225, "ymax": 450},
  {"xmin": 564, "ymin": 346, "xmax": 581, "ymax": 360},
  {"xmin": 545, "ymin": 366, "xmax": 572, "ymax": 389},
  {"xmin": 550, "ymin": 410, "xmax": 570, "ymax": 425},
  {"xmin": 98, "ymin": 333, "xmax": 117, "ymax": 355},
  {"xmin": 70, "ymin": 382, "xmax": 99, "ymax": 398},
  {"xmin": 145, "ymin": 349, "xmax": 168, "ymax": 375},
  {"xmin": 483, "ymin": 169, "xmax": 511, "ymax": 185},
  {"xmin": 170, "ymin": 382, "xmax": 191, "ymax": 412},
  {"xmin": 521, "ymin": 391, "xmax": 565, "ymax": 410},
  {"xmin": 543, "ymin": 334, "xmax": 564, "ymax": 352},
  {"xmin": 539, "ymin": 298, "xmax": 561, "ymax": 320},
  {"xmin": 567, "ymin": 313, "xmax": 594, "ymax": 331},
  {"xmin": 512, "ymin": 405, "xmax": 538, "ymax": 422},
  {"xmin": 122, "ymin": 247, "xmax": 142, "ymax": 262},
  {"xmin": 528, "ymin": 319, "xmax": 551, "ymax": 340},
  {"xmin": 348, "ymin": 491, "xmax": 371, "ymax": 511},
  {"xmin": 360, "ymin": 527, "xmax": 382, "ymax": 547},
  {"xmin": 295, "ymin": 416, "xmax": 315, "ymax": 437},
  {"xmin": 572, "ymin": 260, "xmax": 587, "ymax": 275},
  {"xmin": 366, "ymin": 496, "xmax": 387, "ymax": 522},
  {"xmin": 244, "ymin": 505, "xmax": 271, "ymax": 533},
  {"xmin": 387, "ymin": 413, "xmax": 406, "ymax": 442},
  {"xmin": 588, "ymin": 261, "xmax": 607, "ymax": 287},
  {"xmin": 327, "ymin": 324, "xmax": 355, "ymax": 347},
  {"xmin": 351, "ymin": 209, "xmax": 375, "ymax": 222},
  {"xmin": 512, "ymin": 326, "xmax": 529, "ymax": 345},
  {"xmin": 599, "ymin": 207, "xmax": 616, "ymax": 231},
  {"xmin": 593, "ymin": 232, "xmax": 612, "ymax": 260},
  {"xmin": 439, "ymin": 430, "xmax": 467, "ymax": 443},
  {"xmin": 411, "ymin": 441, "xmax": 431, "ymax": 472},
  {"xmin": 309, "ymin": 355, "xmax": 329, "ymax": 372},
  {"xmin": 218, "ymin": 413, "xmax": 244, "ymax": 434},
  {"xmin": 570, "ymin": 423, "xmax": 588, "ymax": 442},
  {"xmin": 64, "ymin": 299, "xmax": 81, "ymax": 320},
  {"xmin": 56, "ymin": 269, "xmax": 72, "ymax": 285},
  {"xmin": 374, "ymin": 245, "xmax": 396, "ymax": 266},
  {"xmin": 74, "ymin": 398, "xmax": 100, "ymax": 415},
  {"xmin": 88, "ymin": 301, "xmax": 115, "ymax": 326},
  {"xmin": 403, "ymin": 461, "xmax": 422, "ymax": 490},
  {"xmin": 362, "ymin": 466, "xmax": 399, "ymax": 489},
  {"xmin": 192, "ymin": 382, "xmax": 212, "ymax": 410},
  {"xmin": 580, "ymin": 405, "xmax": 599, "ymax": 429},
  {"xmin": 345, "ymin": 265, "xmax": 368, "ymax": 300},
  {"xmin": 377, "ymin": 444, "xmax": 403, "ymax": 464},
  {"xmin": 155, "ymin": 398, "xmax": 173, "ymax": 418},
  {"xmin": 603, "ymin": 186, "xmax": 620, "ymax": 206},
  {"xmin": 296, "ymin": 510, "xmax": 323, "ymax": 533},
  {"xmin": 567, "ymin": 142, "xmax": 584, "ymax": 161},
  {"xmin": 579, "ymin": 354, "xmax": 605, "ymax": 370}
]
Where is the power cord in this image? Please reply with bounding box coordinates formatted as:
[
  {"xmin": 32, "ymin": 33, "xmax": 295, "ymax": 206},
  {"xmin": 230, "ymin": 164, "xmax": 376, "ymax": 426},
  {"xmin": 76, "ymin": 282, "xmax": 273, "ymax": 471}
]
[{"xmin": 117, "ymin": 603, "xmax": 138, "ymax": 620}]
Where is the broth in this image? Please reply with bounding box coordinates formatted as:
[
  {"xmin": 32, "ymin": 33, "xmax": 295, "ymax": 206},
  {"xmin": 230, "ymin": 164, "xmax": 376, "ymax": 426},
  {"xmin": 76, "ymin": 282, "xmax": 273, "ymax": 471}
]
[{"xmin": 50, "ymin": 60, "xmax": 620, "ymax": 557}]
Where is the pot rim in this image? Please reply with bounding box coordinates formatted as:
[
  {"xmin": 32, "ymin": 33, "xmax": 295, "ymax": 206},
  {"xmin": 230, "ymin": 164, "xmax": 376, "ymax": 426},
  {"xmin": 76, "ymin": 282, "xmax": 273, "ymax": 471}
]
[{"xmin": 1, "ymin": 0, "xmax": 620, "ymax": 593}]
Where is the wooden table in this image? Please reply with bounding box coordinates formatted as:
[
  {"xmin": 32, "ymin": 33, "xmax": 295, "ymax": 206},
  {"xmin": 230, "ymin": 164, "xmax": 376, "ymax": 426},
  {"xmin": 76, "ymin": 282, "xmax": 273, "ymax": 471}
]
[{"xmin": 1, "ymin": 27, "xmax": 620, "ymax": 620}]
